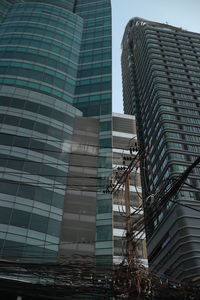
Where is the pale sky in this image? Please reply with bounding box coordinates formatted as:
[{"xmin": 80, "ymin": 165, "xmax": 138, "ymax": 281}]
[{"xmin": 112, "ymin": 0, "xmax": 200, "ymax": 113}]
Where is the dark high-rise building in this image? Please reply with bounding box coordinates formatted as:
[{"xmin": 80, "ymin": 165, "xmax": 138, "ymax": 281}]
[
  {"xmin": 122, "ymin": 17, "xmax": 200, "ymax": 282},
  {"xmin": 0, "ymin": 0, "xmax": 112, "ymax": 270}
]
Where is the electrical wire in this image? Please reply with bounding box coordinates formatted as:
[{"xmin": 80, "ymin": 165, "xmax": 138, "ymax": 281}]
[
  {"xmin": 133, "ymin": 165, "xmax": 143, "ymax": 200},
  {"xmin": 111, "ymin": 152, "xmax": 200, "ymax": 270},
  {"xmin": 111, "ymin": 150, "xmax": 144, "ymax": 195},
  {"xmin": 142, "ymin": 156, "xmax": 200, "ymax": 236},
  {"xmin": 2, "ymin": 150, "xmax": 198, "ymax": 262},
  {"xmin": 1, "ymin": 143, "xmax": 200, "ymax": 297},
  {"xmin": 183, "ymin": 181, "xmax": 200, "ymax": 192},
  {"xmin": 168, "ymin": 198, "xmax": 200, "ymax": 214}
]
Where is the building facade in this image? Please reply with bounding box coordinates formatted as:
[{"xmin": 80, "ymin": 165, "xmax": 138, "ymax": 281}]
[
  {"xmin": 112, "ymin": 113, "xmax": 147, "ymax": 267},
  {"xmin": 0, "ymin": 0, "xmax": 112, "ymax": 268},
  {"xmin": 122, "ymin": 18, "xmax": 200, "ymax": 282}
]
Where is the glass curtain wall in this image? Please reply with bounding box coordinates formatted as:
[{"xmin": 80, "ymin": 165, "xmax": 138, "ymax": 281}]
[
  {"xmin": 0, "ymin": 0, "xmax": 83, "ymax": 263},
  {"xmin": 75, "ymin": 0, "xmax": 113, "ymax": 264},
  {"xmin": 0, "ymin": 0, "xmax": 113, "ymax": 266}
]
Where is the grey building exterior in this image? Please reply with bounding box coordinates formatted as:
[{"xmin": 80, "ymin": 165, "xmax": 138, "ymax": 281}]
[
  {"xmin": 59, "ymin": 117, "xmax": 99, "ymax": 261},
  {"xmin": 122, "ymin": 18, "xmax": 200, "ymax": 282}
]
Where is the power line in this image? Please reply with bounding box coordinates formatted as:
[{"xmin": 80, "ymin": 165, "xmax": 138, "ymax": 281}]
[
  {"xmin": 168, "ymin": 197, "xmax": 200, "ymax": 214},
  {"xmin": 109, "ymin": 150, "xmax": 144, "ymax": 195},
  {"xmin": 3, "ymin": 142, "xmax": 200, "ymax": 292},
  {"xmin": 183, "ymin": 181, "xmax": 200, "ymax": 192},
  {"xmin": 143, "ymin": 156, "xmax": 200, "ymax": 234}
]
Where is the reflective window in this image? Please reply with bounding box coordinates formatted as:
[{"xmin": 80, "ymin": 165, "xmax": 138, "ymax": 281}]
[
  {"xmin": 10, "ymin": 210, "xmax": 30, "ymax": 228},
  {"xmin": 0, "ymin": 207, "xmax": 12, "ymax": 224},
  {"xmin": 30, "ymin": 214, "xmax": 48, "ymax": 233},
  {"xmin": 47, "ymin": 219, "xmax": 61, "ymax": 237},
  {"xmin": 96, "ymin": 225, "xmax": 112, "ymax": 241}
]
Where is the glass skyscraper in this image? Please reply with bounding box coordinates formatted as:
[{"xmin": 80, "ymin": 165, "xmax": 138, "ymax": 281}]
[
  {"xmin": 0, "ymin": 0, "xmax": 112, "ymax": 266},
  {"xmin": 122, "ymin": 18, "xmax": 200, "ymax": 282},
  {"xmin": 74, "ymin": 0, "xmax": 113, "ymax": 265}
]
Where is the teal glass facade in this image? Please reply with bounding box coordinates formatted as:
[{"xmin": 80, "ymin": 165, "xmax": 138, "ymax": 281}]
[
  {"xmin": 0, "ymin": 0, "xmax": 112, "ymax": 264},
  {"xmin": 0, "ymin": 1, "xmax": 83, "ymax": 103},
  {"xmin": 0, "ymin": 0, "xmax": 16, "ymax": 23},
  {"xmin": 74, "ymin": 0, "xmax": 112, "ymax": 117},
  {"xmin": 75, "ymin": 0, "xmax": 113, "ymax": 263}
]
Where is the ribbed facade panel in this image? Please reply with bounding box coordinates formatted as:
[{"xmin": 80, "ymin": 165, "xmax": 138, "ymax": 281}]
[{"xmin": 122, "ymin": 18, "xmax": 200, "ymax": 282}]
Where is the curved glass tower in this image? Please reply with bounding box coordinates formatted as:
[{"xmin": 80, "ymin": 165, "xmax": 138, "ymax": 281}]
[{"xmin": 0, "ymin": 0, "xmax": 112, "ymax": 265}]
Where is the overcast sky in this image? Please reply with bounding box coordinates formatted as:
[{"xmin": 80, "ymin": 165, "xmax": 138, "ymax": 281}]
[{"xmin": 112, "ymin": 0, "xmax": 200, "ymax": 113}]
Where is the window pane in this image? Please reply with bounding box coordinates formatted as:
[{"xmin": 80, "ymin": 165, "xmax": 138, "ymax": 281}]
[
  {"xmin": 30, "ymin": 214, "xmax": 48, "ymax": 233},
  {"xmin": 10, "ymin": 210, "xmax": 30, "ymax": 228}
]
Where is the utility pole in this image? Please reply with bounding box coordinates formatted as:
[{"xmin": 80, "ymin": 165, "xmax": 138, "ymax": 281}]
[{"xmin": 125, "ymin": 174, "xmax": 135, "ymax": 266}]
